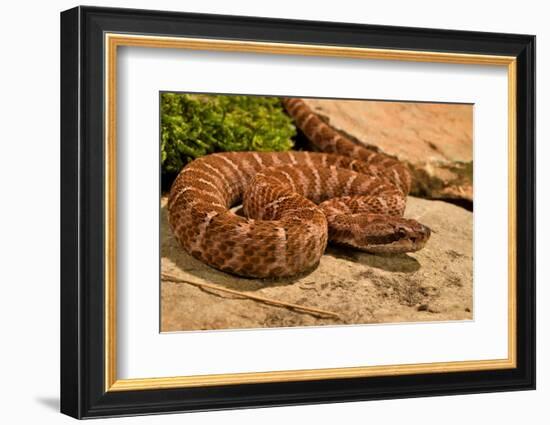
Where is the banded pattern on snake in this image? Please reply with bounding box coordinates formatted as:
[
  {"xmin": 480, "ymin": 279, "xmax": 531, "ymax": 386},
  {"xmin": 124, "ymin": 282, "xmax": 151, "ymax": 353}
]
[{"xmin": 168, "ymin": 98, "xmax": 431, "ymax": 278}]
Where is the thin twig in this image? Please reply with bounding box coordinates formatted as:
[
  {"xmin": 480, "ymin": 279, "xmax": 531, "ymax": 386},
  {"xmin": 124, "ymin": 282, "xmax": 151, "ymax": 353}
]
[{"xmin": 161, "ymin": 272, "xmax": 341, "ymax": 320}]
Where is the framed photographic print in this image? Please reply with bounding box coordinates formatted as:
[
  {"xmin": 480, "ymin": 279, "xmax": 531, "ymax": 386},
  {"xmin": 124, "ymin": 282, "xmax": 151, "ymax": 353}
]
[{"xmin": 60, "ymin": 5, "xmax": 535, "ymax": 419}]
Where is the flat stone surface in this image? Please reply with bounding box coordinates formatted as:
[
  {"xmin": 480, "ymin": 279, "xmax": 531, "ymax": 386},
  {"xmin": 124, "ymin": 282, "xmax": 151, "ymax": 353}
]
[
  {"xmin": 301, "ymin": 98, "xmax": 474, "ymax": 203},
  {"xmin": 161, "ymin": 195, "xmax": 473, "ymax": 332}
]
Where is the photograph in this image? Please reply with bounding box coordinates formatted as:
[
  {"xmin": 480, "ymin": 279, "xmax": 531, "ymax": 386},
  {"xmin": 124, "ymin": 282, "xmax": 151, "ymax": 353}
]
[
  {"xmin": 57, "ymin": 4, "xmax": 536, "ymax": 419},
  {"xmin": 160, "ymin": 93, "xmax": 474, "ymax": 332}
]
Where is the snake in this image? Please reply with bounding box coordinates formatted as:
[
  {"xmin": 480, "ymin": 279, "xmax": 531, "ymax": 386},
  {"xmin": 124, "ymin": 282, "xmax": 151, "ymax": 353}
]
[{"xmin": 167, "ymin": 97, "xmax": 431, "ymax": 278}]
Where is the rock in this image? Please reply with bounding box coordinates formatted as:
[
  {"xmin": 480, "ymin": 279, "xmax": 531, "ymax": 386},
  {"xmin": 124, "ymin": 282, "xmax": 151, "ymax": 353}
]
[
  {"xmin": 161, "ymin": 195, "xmax": 473, "ymax": 331},
  {"xmin": 300, "ymin": 98, "xmax": 473, "ymax": 204}
]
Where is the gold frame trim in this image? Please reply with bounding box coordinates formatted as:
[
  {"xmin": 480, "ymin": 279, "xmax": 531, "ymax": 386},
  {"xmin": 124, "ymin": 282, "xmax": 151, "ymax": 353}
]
[{"xmin": 104, "ymin": 33, "xmax": 518, "ymax": 392}]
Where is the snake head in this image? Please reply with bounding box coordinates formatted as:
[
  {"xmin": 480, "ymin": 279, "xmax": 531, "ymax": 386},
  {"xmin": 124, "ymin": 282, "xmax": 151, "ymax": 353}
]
[{"xmin": 353, "ymin": 215, "xmax": 431, "ymax": 254}]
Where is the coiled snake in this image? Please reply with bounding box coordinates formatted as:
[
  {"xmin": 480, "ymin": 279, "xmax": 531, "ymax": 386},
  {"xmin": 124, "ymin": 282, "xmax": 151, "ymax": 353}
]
[{"xmin": 168, "ymin": 98, "xmax": 431, "ymax": 278}]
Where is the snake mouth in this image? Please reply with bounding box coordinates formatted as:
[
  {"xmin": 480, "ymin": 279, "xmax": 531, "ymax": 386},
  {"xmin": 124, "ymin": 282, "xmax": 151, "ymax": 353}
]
[{"xmin": 359, "ymin": 221, "xmax": 432, "ymax": 254}]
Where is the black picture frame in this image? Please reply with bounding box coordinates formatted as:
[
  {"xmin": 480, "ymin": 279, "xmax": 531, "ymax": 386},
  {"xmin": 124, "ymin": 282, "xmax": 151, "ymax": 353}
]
[{"xmin": 60, "ymin": 5, "xmax": 535, "ymax": 419}]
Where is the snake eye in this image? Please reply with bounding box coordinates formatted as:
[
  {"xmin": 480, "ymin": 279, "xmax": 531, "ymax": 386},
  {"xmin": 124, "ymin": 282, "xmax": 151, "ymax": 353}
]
[{"xmin": 397, "ymin": 227, "xmax": 408, "ymax": 237}]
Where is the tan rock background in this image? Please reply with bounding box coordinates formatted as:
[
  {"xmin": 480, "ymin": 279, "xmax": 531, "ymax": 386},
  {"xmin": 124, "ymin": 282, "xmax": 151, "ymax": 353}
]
[{"xmin": 301, "ymin": 98, "xmax": 473, "ymax": 204}]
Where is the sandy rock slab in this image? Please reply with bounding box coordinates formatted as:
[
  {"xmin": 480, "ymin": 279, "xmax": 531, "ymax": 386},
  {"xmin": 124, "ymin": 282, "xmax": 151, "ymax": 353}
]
[
  {"xmin": 300, "ymin": 98, "xmax": 474, "ymax": 203},
  {"xmin": 161, "ymin": 196, "xmax": 472, "ymax": 332}
]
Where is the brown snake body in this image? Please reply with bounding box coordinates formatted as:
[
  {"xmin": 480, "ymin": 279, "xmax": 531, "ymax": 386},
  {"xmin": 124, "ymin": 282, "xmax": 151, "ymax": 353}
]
[{"xmin": 168, "ymin": 98, "xmax": 431, "ymax": 278}]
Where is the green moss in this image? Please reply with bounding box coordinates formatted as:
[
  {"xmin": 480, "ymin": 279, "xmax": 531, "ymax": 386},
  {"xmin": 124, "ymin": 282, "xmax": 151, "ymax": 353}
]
[{"xmin": 160, "ymin": 93, "xmax": 296, "ymax": 174}]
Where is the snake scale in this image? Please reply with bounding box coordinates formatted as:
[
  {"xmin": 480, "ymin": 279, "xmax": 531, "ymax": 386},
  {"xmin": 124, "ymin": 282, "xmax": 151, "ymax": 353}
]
[{"xmin": 168, "ymin": 98, "xmax": 431, "ymax": 278}]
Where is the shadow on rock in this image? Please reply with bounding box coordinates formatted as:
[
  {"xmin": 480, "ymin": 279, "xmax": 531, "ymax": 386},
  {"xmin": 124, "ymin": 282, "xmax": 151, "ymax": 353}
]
[
  {"xmin": 325, "ymin": 245, "xmax": 421, "ymax": 273},
  {"xmin": 172, "ymin": 252, "xmax": 315, "ymax": 292}
]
